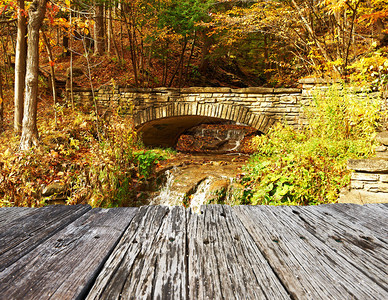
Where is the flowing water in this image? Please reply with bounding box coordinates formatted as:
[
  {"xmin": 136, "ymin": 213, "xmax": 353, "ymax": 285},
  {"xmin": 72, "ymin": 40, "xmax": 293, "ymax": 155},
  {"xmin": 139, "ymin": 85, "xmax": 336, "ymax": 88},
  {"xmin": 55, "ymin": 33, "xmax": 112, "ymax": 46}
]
[{"xmin": 150, "ymin": 154, "xmax": 249, "ymax": 212}]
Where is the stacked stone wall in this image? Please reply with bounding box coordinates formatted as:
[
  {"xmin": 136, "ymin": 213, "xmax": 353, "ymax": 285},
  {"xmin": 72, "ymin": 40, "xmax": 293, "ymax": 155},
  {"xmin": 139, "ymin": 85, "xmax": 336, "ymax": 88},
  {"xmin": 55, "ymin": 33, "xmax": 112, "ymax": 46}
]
[
  {"xmin": 69, "ymin": 86, "xmax": 307, "ymax": 129},
  {"xmin": 340, "ymin": 158, "xmax": 388, "ymax": 203},
  {"xmin": 70, "ymin": 80, "xmax": 386, "ymax": 131}
]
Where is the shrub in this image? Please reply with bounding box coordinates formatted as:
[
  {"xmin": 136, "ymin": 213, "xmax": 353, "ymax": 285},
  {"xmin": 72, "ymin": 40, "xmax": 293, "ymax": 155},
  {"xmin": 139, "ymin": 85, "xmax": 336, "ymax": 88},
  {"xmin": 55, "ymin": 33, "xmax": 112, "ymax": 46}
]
[
  {"xmin": 0, "ymin": 107, "xmax": 172, "ymax": 207},
  {"xmin": 237, "ymin": 84, "xmax": 382, "ymax": 205}
]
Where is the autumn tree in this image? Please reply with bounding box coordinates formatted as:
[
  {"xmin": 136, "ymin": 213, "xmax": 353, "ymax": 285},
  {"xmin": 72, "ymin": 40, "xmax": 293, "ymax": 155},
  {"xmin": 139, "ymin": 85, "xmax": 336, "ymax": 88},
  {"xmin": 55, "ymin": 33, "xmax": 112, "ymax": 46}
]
[
  {"xmin": 14, "ymin": 0, "xmax": 27, "ymax": 133},
  {"xmin": 20, "ymin": 0, "xmax": 48, "ymax": 150},
  {"xmin": 0, "ymin": 66, "xmax": 3, "ymax": 133},
  {"xmin": 94, "ymin": 0, "xmax": 105, "ymax": 55}
]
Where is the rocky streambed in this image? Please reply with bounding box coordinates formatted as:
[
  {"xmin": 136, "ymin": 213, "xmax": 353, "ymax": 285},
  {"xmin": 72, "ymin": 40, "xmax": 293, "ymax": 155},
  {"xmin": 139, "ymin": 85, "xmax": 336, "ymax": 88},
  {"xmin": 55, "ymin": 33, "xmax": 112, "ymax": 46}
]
[{"xmin": 151, "ymin": 153, "xmax": 249, "ymax": 211}]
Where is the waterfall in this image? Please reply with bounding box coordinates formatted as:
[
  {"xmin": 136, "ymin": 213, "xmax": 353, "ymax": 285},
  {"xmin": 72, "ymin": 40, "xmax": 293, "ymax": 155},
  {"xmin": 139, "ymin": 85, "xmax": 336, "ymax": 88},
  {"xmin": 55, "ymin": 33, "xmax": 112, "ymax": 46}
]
[
  {"xmin": 189, "ymin": 177, "xmax": 213, "ymax": 213},
  {"xmin": 150, "ymin": 168, "xmax": 185, "ymax": 206}
]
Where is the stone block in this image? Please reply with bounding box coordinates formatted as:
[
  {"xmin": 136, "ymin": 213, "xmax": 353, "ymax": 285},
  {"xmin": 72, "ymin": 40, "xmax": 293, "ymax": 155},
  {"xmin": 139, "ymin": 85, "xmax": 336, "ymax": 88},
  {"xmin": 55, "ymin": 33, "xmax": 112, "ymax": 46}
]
[
  {"xmin": 232, "ymin": 87, "xmax": 274, "ymax": 94},
  {"xmin": 273, "ymin": 88, "xmax": 302, "ymax": 94},
  {"xmin": 350, "ymin": 181, "xmax": 364, "ymax": 189},
  {"xmin": 377, "ymin": 183, "xmax": 388, "ymax": 192},
  {"xmin": 348, "ymin": 159, "xmax": 388, "ymax": 173},
  {"xmin": 376, "ymin": 132, "xmax": 388, "ymax": 146},
  {"xmin": 375, "ymin": 145, "xmax": 387, "ymax": 152},
  {"xmin": 375, "ymin": 152, "xmax": 388, "ymax": 159},
  {"xmin": 380, "ymin": 174, "xmax": 388, "ymax": 183},
  {"xmin": 279, "ymin": 96, "xmax": 297, "ymax": 104},
  {"xmin": 181, "ymin": 87, "xmax": 231, "ymax": 93},
  {"xmin": 298, "ymin": 77, "xmax": 327, "ymax": 84},
  {"xmin": 338, "ymin": 189, "xmax": 388, "ymax": 204},
  {"xmin": 364, "ymin": 184, "xmax": 380, "ymax": 193},
  {"xmin": 301, "ymin": 89, "xmax": 313, "ymax": 97},
  {"xmin": 202, "ymin": 93, "xmax": 213, "ymax": 98},
  {"xmin": 351, "ymin": 173, "xmax": 379, "ymax": 181},
  {"xmin": 260, "ymin": 102, "xmax": 274, "ymax": 108}
]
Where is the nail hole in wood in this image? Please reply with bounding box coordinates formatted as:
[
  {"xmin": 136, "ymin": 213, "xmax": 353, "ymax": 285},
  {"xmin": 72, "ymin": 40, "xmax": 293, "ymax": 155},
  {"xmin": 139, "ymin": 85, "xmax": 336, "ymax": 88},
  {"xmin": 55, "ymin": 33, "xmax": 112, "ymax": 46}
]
[
  {"xmin": 300, "ymin": 236, "xmax": 306, "ymax": 240},
  {"xmin": 360, "ymin": 235, "xmax": 372, "ymax": 241},
  {"xmin": 203, "ymin": 239, "xmax": 209, "ymax": 245},
  {"xmin": 272, "ymin": 239, "xmax": 279, "ymax": 243},
  {"xmin": 169, "ymin": 237, "xmax": 175, "ymax": 242},
  {"xmin": 94, "ymin": 236, "xmax": 100, "ymax": 239},
  {"xmin": 133, "ymin": 239, "xmax": 138, "ymax": 244}
]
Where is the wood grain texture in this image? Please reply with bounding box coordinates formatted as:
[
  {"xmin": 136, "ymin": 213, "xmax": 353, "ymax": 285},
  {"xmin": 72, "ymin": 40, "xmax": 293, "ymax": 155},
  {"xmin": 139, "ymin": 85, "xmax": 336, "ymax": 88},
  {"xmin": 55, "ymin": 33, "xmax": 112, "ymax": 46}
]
[
  {"xmin": 0, "ymin": 207, "xmax": 38, "ymax": 226},
  {"xmin": 0, "ymin": 204, "xmax": 387, "ymax": 300},
  {"xmin": 0, "ymin": 207, "xmax": 137, "ymax": 300},
  {"xmin": 187, "ymin": 205, "xmax": 291, "ymax": 300},
  {"xmin": 0, "ymin": 204, "xmax": 91, "ymax": 271},
  {"xmin": 316, "ymin": 203, "xmax": 388, "ymax": 240},
  {"xmin": 287, "ymin": 205, "xmax": 388, "ymax": 290},
  {"xmin": 86, "ymin": 205, "xmax": 187, "ymax": 300},
  {"xmin": 233, "ymin": 205, "xmax": 388, "ymax": 300}
]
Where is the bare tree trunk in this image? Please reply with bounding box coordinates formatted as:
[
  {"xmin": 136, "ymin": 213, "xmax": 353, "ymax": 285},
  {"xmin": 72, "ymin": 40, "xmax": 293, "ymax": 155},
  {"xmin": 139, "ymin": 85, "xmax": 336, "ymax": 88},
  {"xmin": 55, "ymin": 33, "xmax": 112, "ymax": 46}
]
[
  {"xmin": 107, "ymin": 0, "xmax": 112, "ymax": 53},
  {"xmin": 94, "ymin": 2, "xmax": 105, "ymax": 55},
  {"xmin": 41, "ymin": 30, "xmax": 58, "ymax": 126},
  {"xmin": 291, "ymin": 0, "xmax": 340, "ymax": 75},
  {"xmin": 20, "ymin": 0, "xmax": 47, "ymax": 151},
  {"xmin": 14, "ymin": 0, "xmax": 27, "ymax": 133},
  {"xmin": 0, "ymin": 68, "xmax": 4, "ymax": 133},
  {"xmin": 69, "ymin": 12, "xmax": 74, "ymax": 109},
  {"xmin": 182, "ymin": 34, "xmax": 196, "ymax": 87},
  {"xmin": 169, "ymin": 38, "xmax": 187, "ymax": 87}
]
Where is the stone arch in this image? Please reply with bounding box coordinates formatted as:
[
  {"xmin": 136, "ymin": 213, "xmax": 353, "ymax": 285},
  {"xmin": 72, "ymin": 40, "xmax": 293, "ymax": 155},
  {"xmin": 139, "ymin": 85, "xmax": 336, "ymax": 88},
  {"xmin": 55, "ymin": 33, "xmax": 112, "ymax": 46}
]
[{"xmin": 134, "ymin": 102, "xmax": 276, "ymax": 134}]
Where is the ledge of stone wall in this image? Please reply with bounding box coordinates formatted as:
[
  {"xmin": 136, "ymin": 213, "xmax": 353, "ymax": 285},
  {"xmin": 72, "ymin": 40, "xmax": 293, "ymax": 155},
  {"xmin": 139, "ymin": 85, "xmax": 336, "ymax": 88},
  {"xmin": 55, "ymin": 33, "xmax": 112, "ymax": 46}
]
[
  {"xmin": 340, "ymin": 132, "xmax": 388, "ymax": 204},
  {"xmin": 71, "ymin": 86, "xmax": 302, "ymax": 95}
]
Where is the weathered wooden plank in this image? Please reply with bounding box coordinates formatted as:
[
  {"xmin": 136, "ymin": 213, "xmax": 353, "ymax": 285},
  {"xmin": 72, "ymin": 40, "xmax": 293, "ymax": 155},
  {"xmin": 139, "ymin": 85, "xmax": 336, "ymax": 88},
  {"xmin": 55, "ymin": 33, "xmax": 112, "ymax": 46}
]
[
  {"xmin": 286, "ymin": 205, "xmax": 388, "ymax": 291},
  {"xmin": 0, "ymin": 207, "xmax": 38, "ymax": 226},
  {"xmin": 0, "ymin": 205, "xmax": 91, "ymax": 271},
  {"xmin": 0, "ymin": 207, "xmax": 137, "ymax": 300},
  {"xmin": 234, "ymin": 205, "xmax": 388, "ymax": 300},
  {"xmin": 187, "ymin": 205, "xmax": 291, "ymax": 300},
  {"xmin": 86, "ymin": 205, "xmax": 187, "ymax": 300},
  {"xmin": 316, "ymin": 203, "xmax": 388, "ymax": 240}
]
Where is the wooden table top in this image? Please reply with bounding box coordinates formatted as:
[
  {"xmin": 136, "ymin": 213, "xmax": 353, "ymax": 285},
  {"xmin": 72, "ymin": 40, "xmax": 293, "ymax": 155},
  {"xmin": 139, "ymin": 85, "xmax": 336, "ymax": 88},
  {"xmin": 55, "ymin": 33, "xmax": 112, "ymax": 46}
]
[{"xmin": 0, "ymin": 203, "xmax": 387, "ymax": 299}]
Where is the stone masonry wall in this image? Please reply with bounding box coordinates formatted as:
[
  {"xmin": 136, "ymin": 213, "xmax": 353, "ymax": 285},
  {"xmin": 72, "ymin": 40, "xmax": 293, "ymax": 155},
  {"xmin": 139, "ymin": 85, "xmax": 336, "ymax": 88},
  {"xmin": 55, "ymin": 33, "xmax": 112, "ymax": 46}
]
[
  {"xmin": 69, "ymin": 78, "xmax": 386, "ymax": 130},
  {"xmin": 69, "ymin": 86, "xmax": 308, "ymax": 129},
  {"xmin": 340, "ymin": 158, "xmax": 388, "ymax": 203}
]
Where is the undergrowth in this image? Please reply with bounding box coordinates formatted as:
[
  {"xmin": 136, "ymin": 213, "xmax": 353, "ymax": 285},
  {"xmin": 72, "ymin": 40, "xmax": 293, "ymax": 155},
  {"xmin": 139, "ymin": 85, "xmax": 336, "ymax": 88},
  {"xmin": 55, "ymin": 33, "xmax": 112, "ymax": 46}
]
[
  {"xmin": 0, "ymin": 106, "xmax": 173, "ymax": 207},
  {"xmin": 235, "ymin": 85, "xmax": 382, "ymax": 205}
]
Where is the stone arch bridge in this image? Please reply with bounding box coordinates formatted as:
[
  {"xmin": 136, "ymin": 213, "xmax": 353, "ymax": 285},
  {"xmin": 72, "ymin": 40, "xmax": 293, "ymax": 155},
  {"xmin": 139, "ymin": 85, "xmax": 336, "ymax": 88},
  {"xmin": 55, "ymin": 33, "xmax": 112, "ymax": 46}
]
[{"xmin": 72, "ymin": 85, "xmax": 313, "ymax": 147}]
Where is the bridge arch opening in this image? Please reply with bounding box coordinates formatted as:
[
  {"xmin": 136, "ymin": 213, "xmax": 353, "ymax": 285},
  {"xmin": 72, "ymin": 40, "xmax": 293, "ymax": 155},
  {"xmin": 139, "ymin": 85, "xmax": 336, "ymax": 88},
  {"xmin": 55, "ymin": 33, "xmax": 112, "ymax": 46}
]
[
  {"xmin": 137, "ymin": 116, "xmax": 261, "ymax": 149},
  {"xmin": 134, "ymin": 103, "xmax": 276, "ymax": 148}
]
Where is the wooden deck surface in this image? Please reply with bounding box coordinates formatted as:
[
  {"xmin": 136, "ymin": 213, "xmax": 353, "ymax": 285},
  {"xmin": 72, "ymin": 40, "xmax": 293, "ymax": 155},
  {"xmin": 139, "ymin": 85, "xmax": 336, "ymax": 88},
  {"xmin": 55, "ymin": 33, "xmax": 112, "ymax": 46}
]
[{"xmin": 0, "ymin": 203, "xmax": 387, "ymax": 299}]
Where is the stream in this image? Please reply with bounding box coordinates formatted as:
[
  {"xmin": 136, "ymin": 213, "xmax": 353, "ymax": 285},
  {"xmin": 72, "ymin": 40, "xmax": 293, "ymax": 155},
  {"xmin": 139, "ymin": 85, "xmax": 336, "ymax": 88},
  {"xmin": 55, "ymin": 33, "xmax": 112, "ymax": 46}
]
[
  {"xmin": 147, "ymin": 123, "xmax": 255, "ymax": 211},
  {"xmin": 150, "ymin": 154, "xmax": 249, "ymax": 212}
]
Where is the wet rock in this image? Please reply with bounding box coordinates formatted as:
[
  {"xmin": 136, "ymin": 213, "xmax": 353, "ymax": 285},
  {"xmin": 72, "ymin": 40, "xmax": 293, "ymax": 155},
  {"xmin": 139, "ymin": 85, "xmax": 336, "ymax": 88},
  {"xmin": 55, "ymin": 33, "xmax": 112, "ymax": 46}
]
[
  {"xmin": 207, "ymin": 179, "xmax": 230, "ymax": 203},
  {"xmin": 226, "ymin": 182, "xmax": 245, "ymax": 205},
  {"xmin": 201, "ymin": 140, "xmax": 228, "ymax": 150},
  {"xmin": 42, "ymin": 182, "xmax": 67, "ymax": 196}
]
